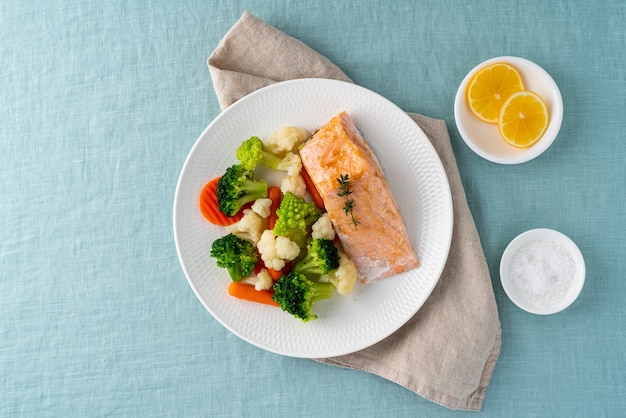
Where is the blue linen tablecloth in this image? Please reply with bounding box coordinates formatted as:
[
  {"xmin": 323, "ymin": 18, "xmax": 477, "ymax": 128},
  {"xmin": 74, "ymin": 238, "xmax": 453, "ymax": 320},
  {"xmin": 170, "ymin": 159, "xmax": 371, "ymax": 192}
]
[{"xmin": 2, "ymin": 1, "xmax": 625, "ymax": 417}]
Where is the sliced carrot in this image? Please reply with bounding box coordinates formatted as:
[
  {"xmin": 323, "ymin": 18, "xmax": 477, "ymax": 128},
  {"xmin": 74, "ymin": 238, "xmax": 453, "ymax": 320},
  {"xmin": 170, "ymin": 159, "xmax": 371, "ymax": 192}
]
[
  {"xmin": 267, "ymin": 267, "xmax": 284, "ymax": 281},
  {"xmin": 267, "ymin": 262, "xmax": 291, "ymax": 281},
  {"xmin": 267, "ymin": 186, "xmax": 282, "ymax": 230},
  {"xmin": 199, "ymin": 177, "xmax": 243, "ymax": 226},
  {"xmin": 253, "ymin": 256, "xmax": 264, "ymax": 275},
  {"xmin": 228, "ymin": 282, "xmax": 279, "ymax": 307},
  {"xmin": 300, "ymin": 166, "xmax": 325, "ymax": 210}
]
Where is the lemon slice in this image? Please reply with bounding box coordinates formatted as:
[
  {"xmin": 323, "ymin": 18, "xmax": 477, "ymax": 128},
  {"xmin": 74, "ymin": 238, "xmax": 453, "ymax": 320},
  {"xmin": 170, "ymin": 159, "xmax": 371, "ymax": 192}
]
[
  {"xmin": 498, "ymin": 90, "xmax": 550, "ymax": 148},
  {"xmin": 466, "ymin": 62, "xmax": 525, "ymax": 123}
]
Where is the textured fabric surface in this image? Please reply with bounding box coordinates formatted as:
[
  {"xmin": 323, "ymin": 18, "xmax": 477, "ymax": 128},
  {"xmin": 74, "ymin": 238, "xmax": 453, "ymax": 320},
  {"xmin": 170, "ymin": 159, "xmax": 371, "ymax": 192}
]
[
  {"xmin": 208, "ymin": 11, "xmax": 501, "ymax": 411},
  {"xmin": 2, "ymin": 2, "xmax": 626, "ymax": 417}
]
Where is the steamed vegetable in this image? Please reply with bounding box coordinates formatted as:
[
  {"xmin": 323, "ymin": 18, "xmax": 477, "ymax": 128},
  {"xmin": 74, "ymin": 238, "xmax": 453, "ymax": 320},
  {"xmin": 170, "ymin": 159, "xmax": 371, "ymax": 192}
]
[
  {"xmin": 216, "ymin": 164, "xmax": 268, "ymax": 217},
  {"xmin": 292, "ymin": 238, "xmax": 340, "ymax": 277},
  {"xmin": 256, "ymin": 229, "xmax": 300, "ymax": 271},
  {"xmin": 320, "ymin": 250, "xmax": 358, "ymax": 296},
  {"xmin": 210, "ymin": 233, "xmax": 259, "ymax": 282},
  {"xmin": 199, "ymin": 177, "xmax": 244, "ymax": 226},
  {"xmin": 236, "ymin": 136, "xmax": 283, "ymax": 171},
  {"xmin": 228, "ymin": 282, "xmax": 278, "ymax": 307},
  {"xmin": 225, "ymin": 208, "xmax": 265, "ymax": 244},
  {"xmin": 272, "ymin": 191, "xmax": 322, "ymax": 248},
  {"xmin": 240, "ymin": 268, "xmax": 274, "ymax": 291},
  {"xmin": 272, "ymin": 271, "xmax": 335, "ymax": 321}
]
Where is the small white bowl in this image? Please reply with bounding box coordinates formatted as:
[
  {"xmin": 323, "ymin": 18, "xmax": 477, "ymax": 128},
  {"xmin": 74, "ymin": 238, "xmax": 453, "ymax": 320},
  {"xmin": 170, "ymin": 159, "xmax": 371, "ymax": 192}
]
[
  {"xmin": 454, "ymin": 56, "xmax": 563, "ymax": 164},
  {"xmin": 499, "ymin": 228, "xmax": 585, "ymax": 315}
]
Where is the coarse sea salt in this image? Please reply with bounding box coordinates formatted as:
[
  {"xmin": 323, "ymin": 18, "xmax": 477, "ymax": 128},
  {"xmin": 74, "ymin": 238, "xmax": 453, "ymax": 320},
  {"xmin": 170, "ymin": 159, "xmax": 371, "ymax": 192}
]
[{"xmin": 509, "ymin": 239, "xmax": 576, "ymax": 309}]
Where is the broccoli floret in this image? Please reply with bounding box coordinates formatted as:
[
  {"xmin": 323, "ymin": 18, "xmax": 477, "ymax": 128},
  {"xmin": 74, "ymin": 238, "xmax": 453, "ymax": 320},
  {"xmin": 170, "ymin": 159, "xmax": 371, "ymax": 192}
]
[
  {"xmin": 217, "ymin": 164, "xmax": 268, "ymax": 217},
  {"xmin": 236, "ymin": 136, "xmax": 283, "ymax": 171},
  {"xmin": 210, "ymin": 233, "xmax": 259, "ymax": 282},
  {"xmin": 272, "ymin": 191, "xmax": 322, "ymax": 247},
  {"xmin": 272, "ymin": 271, "xmax": 335, "ymax": 321},
  {"xmin": 293, "ymin": 238, "xmax": 340, "ymax": 276}
]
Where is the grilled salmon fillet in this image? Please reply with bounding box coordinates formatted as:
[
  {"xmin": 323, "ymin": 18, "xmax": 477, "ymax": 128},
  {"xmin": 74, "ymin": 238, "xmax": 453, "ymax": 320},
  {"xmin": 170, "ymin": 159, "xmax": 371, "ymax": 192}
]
[{"xmin": 299, "ymin": 111, "xmax": 419, "ymax": 283}]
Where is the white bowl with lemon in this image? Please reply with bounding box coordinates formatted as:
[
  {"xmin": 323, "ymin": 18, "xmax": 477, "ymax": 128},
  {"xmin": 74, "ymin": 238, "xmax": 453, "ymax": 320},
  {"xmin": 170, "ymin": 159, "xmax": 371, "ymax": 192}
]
[{"xmin": 454, "ymin": 56, "xmax": 563, "ymax": 164}]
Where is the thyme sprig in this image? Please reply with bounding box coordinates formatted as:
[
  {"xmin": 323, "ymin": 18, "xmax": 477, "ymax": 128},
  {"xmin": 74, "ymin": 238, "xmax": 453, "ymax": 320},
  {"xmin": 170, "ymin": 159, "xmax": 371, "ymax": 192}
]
[
  {"xmin": 336, "ymin": 174, "xmax": 360, "ymax": 229},
  {"xmin": 336, "ymin": 174, "xmax": 353, "ymax": 197}
]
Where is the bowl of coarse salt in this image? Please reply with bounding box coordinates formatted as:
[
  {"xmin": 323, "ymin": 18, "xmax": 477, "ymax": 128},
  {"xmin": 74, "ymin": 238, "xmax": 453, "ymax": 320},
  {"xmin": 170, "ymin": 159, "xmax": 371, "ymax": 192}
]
[{"xmin": 499, "ymin": 228, "xmax": 586, "ymax": 315}]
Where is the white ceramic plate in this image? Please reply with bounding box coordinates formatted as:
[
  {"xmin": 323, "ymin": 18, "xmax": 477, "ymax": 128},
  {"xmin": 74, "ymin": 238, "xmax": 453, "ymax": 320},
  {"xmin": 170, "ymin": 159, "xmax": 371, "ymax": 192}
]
[
  {"xmin": 173, "ymin": 79, "xmax": 453, "ymax": 358},
  {"xmin": 454, "ymin": 56, "xmax": 563, "ymax": 164},
  {"xmin": 500, "ymin": 228, "xmax": 585, "ymax": 315}
]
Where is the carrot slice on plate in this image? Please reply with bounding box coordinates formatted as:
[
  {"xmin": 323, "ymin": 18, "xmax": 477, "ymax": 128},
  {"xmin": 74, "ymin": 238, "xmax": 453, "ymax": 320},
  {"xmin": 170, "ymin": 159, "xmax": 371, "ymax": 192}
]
[
  {"xmin": 267, "ymin": 186, "xmax": 282, "ymax": 230},
  {"xmin": 267, "ymin": 267, "xmax": 284, "ymax": 281},
  {"xmin": 300, "ymin": 166, "xmax": 325, "ymax": 210},
  {"xmin": 228, "ymin": 282, "xmax": 279, "ymax": 307}
]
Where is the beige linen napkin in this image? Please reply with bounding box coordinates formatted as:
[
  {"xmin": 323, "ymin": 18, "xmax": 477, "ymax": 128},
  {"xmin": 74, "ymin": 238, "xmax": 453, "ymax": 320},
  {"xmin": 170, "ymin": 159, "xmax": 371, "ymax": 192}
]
[{"xmin": 208, "ymin": 11, "xmax": 501, "ymax": 411}]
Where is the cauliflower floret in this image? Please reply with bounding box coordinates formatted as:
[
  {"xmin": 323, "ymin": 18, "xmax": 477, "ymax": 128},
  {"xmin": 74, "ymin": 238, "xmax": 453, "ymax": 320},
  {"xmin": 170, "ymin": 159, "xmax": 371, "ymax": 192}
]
[
  {"xmin": 251, "ymin": 198, "xmax": 272, "ymax": 218},
  {"xmin": 275, "ymin": 235, "xmax": 301, "ymax": 261},
  {"xmin": 257, "ymin": 229, "xmax": 300, "ymax": 271},
  {"xmin": 225, "ymin": 209, "xmax": 264, "ymax": 244},
  {"xmin": 241, "ymin": 268, "xmax": 274, "ymax": 291},
  {"xmin": 320, "ymin": 251, "xmax": 358, "ymax": 295},
  {"xmin": 281, "ymin": 174, "xmax": 306, "ymax": 198},
  {"xmin": 311, "ymin": 213, "xmax": 335, "ymax": 241},
  {"xmin": 276, "ymin": 152, "xmax": 302, "ymax": 176},
  {"xmin": 265, "ymin": 126, "xmax": 309, "ymax": 157}
]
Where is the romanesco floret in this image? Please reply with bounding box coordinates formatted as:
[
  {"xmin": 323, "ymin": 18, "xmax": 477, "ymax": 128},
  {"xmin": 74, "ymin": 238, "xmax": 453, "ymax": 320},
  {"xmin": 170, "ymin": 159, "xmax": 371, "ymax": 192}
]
[
  {"xmin": 225, "ymin": 209, "xmax": 264, "ymax": 244},
  {"xmin": 265, "ymin": 126, "xmax": 309, "ymax": 157},
  {"xmin": 216, "ymin": 164, "xmax": 268, "ymax": 217},
  {"xmin": 236, "ymin": 136, "xmax": 282, "ymax": 170},
  {"xmin": 320, "ymin": 250, "xmax": 358, "ymax": 295},
  {"xmin": 256, "ymin": 229, "xmax": 300, "ymax": 271},
  {"xmin": 311, "ymin": 213, "xmax": 335, "ymax": 241},
  {"xmin": 276, "ymin": 152, "xmax": 302, "ymax": 176},
  {"xmin": 272, "ymin": 271, "xmax": 335, "ymax": 322},
  {"xmin": 251, "ymin": 198, "xmax": 272, "ymax": 218},
  {"xmin": 273, "ymin": 191, "xmax": 322, "ymax": 247},
  {"xmin": 280, "ymin": 174, "xmax": 306, "ymax": 199},
  {"xmin": 241, "ymin": 268, "xmax": 274, "ymax": 291}
]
